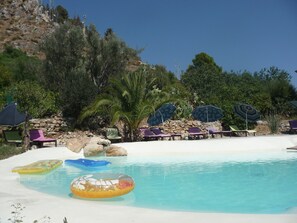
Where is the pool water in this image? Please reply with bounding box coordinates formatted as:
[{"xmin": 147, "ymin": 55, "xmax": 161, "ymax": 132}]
[{"xmin": 19, "ymin": 151, "xmax": 297, "ymax": 214}]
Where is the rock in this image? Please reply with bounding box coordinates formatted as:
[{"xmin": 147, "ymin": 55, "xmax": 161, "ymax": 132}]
[
  {"xmin": 97, "ymin": 138, "xmax": 111, "ymax": 147},
  {"xmin": 66, "ymin": 137, "xmax": 89, "ymax": 153},
  {"xmin": 83, "ymin": 144, "xmax": 105, "ymax": 157},
  {"xmin": 106, "ymin": 145, "xmax": 127, "ymax": 157}
]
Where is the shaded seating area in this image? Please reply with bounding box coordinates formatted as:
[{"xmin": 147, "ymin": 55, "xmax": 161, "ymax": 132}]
[
  {"xmin": 288, "ymin": 120, "xmax": 297, "ymax": 134},
  {"xmin": 106, "ymin": 127, "xmax": 122, "ymax": 142},
  {"xmin": 187, "ymin": 127, "xmax": 207, "ymax": 139},
  {"xmin": 30, "ymin": 129, "xmax": 57, "ymax": 147},
  {"xmin": 229, "ymin": 125, "xmax": 256, "ymax": 136},
  {"xmin": 207, "ymin": 127, "xmax": 232, "ymax": 138},
  {"xmin": 2, "ymin": 130, "xmax": 22, "ymax": 146}
]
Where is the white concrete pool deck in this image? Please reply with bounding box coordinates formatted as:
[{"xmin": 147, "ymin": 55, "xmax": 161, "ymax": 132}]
[{"xmin": 1, "ymin": 135, "xmax": 297, "ymax": 223}]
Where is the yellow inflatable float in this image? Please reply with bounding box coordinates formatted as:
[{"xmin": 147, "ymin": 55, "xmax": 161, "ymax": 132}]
[
  {"xmin": 12, "ymin": 159, "xmax": 63, "ymax": 174},
  {"xmin": 71, "ymin": 173, "xmax": 135, "ymax": 198}
]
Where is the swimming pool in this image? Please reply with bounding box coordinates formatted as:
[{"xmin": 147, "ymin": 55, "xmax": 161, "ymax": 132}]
[{"xmin": 19, "ymin": 151, "xmax": 297, "ymax": 214}]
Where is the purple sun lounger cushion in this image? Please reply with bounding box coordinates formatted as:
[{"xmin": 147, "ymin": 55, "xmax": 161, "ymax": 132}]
[{"xmin": 30, "ymin": 129, "xmax": 57, "ymax": 147}]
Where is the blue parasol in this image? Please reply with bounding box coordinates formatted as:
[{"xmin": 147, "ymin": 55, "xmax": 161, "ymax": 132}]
[
  {"xmin": 0, "ymin": 102, "xmax": 27, "ymax": 127},
  {"xmin": 233, "ymin": 103, "xmax": 260, "ymax": 129},
  {"xmin": 147, "ymin": 103, "xmax": 176, "ymax": 126},
  {"xmin": 192, "ymin": 105, "xmax": 223, "ymax": 122}
]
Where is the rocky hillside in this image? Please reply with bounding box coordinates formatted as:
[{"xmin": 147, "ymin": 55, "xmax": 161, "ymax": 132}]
[{"xmin": 0, "ymin": 0, "xmax": 56, "ymax": 56}]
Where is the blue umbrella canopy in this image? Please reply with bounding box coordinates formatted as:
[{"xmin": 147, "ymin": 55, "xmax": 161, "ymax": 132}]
[
  {"xmin": 192, "ymin": 105, "xmax": 223, "ymax": 122},
  {"xmin": 233, "ymin": 103, "xmax": 260, "ymax": 129},
  {"xmin": 0, "ymin": 102, "xmax": 27, "ymax": 127},
  {"xmin": 147, "ymin": 103, "xmax": 176, "ymax": 126}
]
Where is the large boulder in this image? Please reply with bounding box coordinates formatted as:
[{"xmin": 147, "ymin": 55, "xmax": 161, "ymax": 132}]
[
  {"xmin": 106, "ymin": 145, "xmax": 127, "ymax": 157},
  {"xmin": 83, "ymin": 144, "xmax": 104, "ymax": 157}
]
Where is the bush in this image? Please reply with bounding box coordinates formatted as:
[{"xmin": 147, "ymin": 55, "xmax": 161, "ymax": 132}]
[
  {"xmin": 6, "ymin": 81, "xmax": 58, "ymax": 118},
  {"xmin": 265, "ymin": 114, "xmax": 281, "ymax": 134}
]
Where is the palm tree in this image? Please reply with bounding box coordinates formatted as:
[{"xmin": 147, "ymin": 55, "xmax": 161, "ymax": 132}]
[{"xmin": 79, "ymin": 68, "xmax": 175, "ymax": 141}]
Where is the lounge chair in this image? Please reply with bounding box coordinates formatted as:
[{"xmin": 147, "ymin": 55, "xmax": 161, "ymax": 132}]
[
  {"xmin": 288, "ymin": 120, "xmax": 297, "ymax": 134},
  {"xmin": 151, "ymin": 128, "xmax": 175, "ymax": 140},
  {"xmin": 206, "ymin": 127, "xmax": 232, "ymax": 138},
  {"xmin": 2, "ymin": 130, "xmax": 22, "ymax": 146},
  {"xmin": 139, "ymin": 128, "xmax": 162, "ymax": 141},
  {"xmin": 30, "ymin": 129, "xmax": 57, "ymax": 147},
  {"xmin": 229, "ymin": 125, "xmax": 256, "ymax": 136},
  {"xmin": 106, "ymin": 127, "xmax": 122, "ymax": 143},
  {"xmin": 187, "ymin": 127, "xmax": 207, "ymax": 139}
]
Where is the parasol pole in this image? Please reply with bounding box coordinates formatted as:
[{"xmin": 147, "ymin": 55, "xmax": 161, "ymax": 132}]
[
  {"xmin": 245, "ymin": 111, "xmax": 248, "ymax": 130},
  {"xmin": 206, "ymin": 106, "xmax": 210, "ymax": 138},
  {"xmin": 206, "ymin": 106, "xmax": 209, "ymax": 123}
]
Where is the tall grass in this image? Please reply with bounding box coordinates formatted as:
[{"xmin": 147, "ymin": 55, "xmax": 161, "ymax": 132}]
[
  {"xmin": 0, "ymin": 144, "xmax": 24, "ymax": 160},
  {"xmin": 265, "ymin": 114, "xmax": 281, "ymax": 134}
]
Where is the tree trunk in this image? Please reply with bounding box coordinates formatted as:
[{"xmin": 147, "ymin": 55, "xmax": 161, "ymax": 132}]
[{"xmin": 22, "ymin": 112, "xmax": 30, "ymax": 151}]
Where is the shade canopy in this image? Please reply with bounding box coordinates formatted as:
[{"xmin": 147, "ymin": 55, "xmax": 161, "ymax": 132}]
[
  {"xmin": 233, "ymin": 103, "xmax": 260, "ymax": 129},
  {"xmin": 192, "ymin": 105, "xmax": 223, "ymax": 122},
  {"xmin": 0, "ymin": 102, "xmax": 27, "ymax": 127},
  {"xmin": 147, "ymin": 103, "xmax": 176, "ymax": 126}
]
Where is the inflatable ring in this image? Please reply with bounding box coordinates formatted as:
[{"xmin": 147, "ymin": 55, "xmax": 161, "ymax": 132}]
[
  {"xmin": 12, "ymin": 160, "xmax": 63, "ymax": 174},
  {"xmin": 65, "ymin": 158, "xmax": 111, "ymax": 169},
  {"xmin": 71, "ymin": 173, "xmax": 135, "ymax": 198}
]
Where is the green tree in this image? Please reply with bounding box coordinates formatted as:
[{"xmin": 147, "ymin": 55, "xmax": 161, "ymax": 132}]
[
  {"xmin": 86, "ymin": 26, "xmax": 139, "ymax": 92},
  {"xmin": 55, "ymin": 5, "xmax": 69, "ymax": 24},
  {"xmin": 181, "ymin": 52, "xmax": 222, "ymax": 103},
  {"xmin": 7, "ymin": 81, "xmax": 58, "ymax": 118},
  {"xmin": 79, "ymin": 68, "xmax": 175, "ymax": 141},
  {"xmin": 255, "ymin": 67, "xmax": 297, "ymax": 115},
  {"xmin": 41, "ymin": 23, "xmax": 97, "ymax": 118}
]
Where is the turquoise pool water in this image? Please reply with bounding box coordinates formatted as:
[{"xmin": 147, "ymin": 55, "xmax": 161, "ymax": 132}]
[{"xmin": 19, "ymin": 151, "xmax": 297, "ymax": 214}]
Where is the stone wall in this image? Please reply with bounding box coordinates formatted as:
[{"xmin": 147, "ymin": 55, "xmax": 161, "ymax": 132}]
[
  {"xmin": 29, "ymin": 115, "xmax": 68, "ymax": 135},
  {"xmin": 139, "ymin": 120, "xmax": 223, "ymax": 139}
]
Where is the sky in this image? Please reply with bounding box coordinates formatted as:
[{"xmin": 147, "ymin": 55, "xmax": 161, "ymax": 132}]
[{"xmin": 43, "ymin": 0, "xmax": 297, "ymax": 86}]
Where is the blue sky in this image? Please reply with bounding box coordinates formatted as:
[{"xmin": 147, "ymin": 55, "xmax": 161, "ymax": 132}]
[{"xmin": 44, "ymin": 0, "xmax": 297, "ymax": 86}]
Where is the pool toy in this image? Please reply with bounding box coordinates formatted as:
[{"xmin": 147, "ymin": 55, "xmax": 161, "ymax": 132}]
[
  {"xmin": 12, "ymin": 159, "xmax": 63, "ymax": 174},
  {"xmin": 70, "ymin": 173, "xmax": 135, "ymax": 198},
  {"xmin": 65, "ymin": 158, "xmax": 111, "ymax": 169}
]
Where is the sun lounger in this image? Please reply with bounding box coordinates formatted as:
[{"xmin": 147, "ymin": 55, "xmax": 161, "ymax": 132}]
[
  {"xmin": 29, "ymin": 129, "xmax": 57, "ymax": 147},
  {"xmin": 187, "ymin": 127, "xmax": 207, "ymax": 139},
  {"xmin": 288, "ymin": 120, "xmax": 297, "ymax": 134},
  {"xmin": 229, "ymin": 125, "xmax": 256, "ymax": 136},
  {"xmin": 106, "ymin": 127, "xmax": 122, "ymax": 143},
  {"xmin": 139, "ymin": 128, "xmax": 162, "ymax": 141},
  {"xmin": 151, "ymin": 128, "xmax": 178, "ymax": 140},
  {"xmin": 207, "ymin": 127, "xmax": 232, "ymax": 138},
  {"xmin": 2, "ymin": 130, "xmax": 22, "ymax": 146}
]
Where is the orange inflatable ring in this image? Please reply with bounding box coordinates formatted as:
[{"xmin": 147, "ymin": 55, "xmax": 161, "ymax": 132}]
[{"xmin": 70, "ymin": 173, "xmax": 135, "ymax": 198}]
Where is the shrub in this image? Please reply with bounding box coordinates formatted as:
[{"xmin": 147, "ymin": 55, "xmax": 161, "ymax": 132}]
[
  {"xmin": 6, "ymin": 81, "xmax": 58, "ymax": 118},
  {"xmin": 265, "ymin": 114, "xmax": 281, "ymax": 134}
]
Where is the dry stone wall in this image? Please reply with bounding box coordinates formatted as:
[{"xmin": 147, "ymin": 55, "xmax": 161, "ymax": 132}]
[{"xmin": 29, "ymin": 115, "xmax": 68, "ymax": 134}]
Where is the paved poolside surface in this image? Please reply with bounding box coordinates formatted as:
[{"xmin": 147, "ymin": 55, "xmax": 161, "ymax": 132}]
[{"xmin": 1, "ymin": 135, "xmax": 297, "ymax": 223}]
